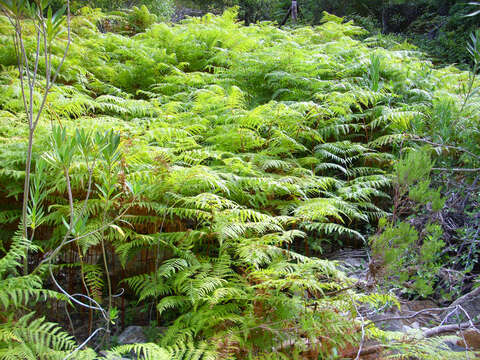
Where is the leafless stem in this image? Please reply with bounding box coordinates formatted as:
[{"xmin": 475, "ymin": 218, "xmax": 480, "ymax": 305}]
[
  {"xmin": 63, "ymin": 207, "xmax": 133, "ymax": 246},
  {"xmin": 62, "ymin": 327, "xmax": 107, "ymax": 360},
  {"xmin": 5, "ymin": 0, "xmax": 73, "ymax": 275},
  {"xmin": 424, "ymin": 322, "xmax": 479, "ymax": 337},
  {"xmin": 432, "ymin": 167, "xmax": 480, "ymax": 172},
  {"xmin": 64, "ymin": 301, "xmax": 76, "ymax": 341},
  {"xmin": 49, "ymin": 265, "xmax": 107, "ymax": 318},
  {"xmin": 65, "ymin": 168, "xmax": 75, "ymax": 226},
  {"xmin": 370, "ymin": 306, "xmax": 456, "ymax": 324},
  {"xmin": 409, "ymin": 137, "xmax": 480, "ymax": 161},
  {"xmin": 350, "ymin": 296, "xmax": 366, "ymax": 360}
]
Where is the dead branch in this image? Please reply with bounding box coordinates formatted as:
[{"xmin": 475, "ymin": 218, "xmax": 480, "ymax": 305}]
[
  {"xmin": 423, "ymin": 322, "xmax": 477, "ymax": 338},
  {"xmin": 409, "ymin": 137, "xmax": 480, "ymax": 161},
  {"xmin": 448, "ymin": 287, "xmax": 480, "ymax": 309},
  {"xmin": 432, "ymin": 167, "xmax": 480, "ymax": 172},
  {"xmin": 368, "ymin": 306, "xmax": 455, "ymax": 325}
]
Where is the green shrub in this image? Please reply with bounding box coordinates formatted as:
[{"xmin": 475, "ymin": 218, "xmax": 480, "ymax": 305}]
[
  {"xmin": 371, "ymin": 220, "xmax": 445, "ymax": 297},
  {"xmin": 369, "ymin": 149, "xmax": 448, "ymax": 297},
  {"xmin": 73, "ymin": 0, "xmax": 174, "ymax": 20},
  {"xmin": 128, "ymin": 5, "xmax": 158, "ymax": 33},
  {"xmin": 0, "ymin": 6, "xmax": 479, "ymax": 359},
  {"xmin": 142, "ymin": 0, "xmax": 174, "ymax": 20}
]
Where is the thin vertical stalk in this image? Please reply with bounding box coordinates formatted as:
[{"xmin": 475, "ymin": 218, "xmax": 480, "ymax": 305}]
[{"xmin": 4, "ymin": 0, "xmax": 73, "ymax": 275}]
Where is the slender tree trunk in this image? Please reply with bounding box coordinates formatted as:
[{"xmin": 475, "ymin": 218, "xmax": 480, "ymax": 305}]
[
  {"xmin": 22, "ymin": 130, "xmax": 34, "ymax": 274},
  {"xmin": 381, "ymin": 1, "xmax": 389, "ymax": 34}
]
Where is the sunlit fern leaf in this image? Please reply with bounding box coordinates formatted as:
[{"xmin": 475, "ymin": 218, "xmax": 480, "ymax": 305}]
[{"xmin": 108, "ymin": 343, "xmax": 170, "ymax": 360}]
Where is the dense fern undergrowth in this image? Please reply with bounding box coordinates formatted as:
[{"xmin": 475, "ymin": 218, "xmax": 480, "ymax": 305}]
[{"xmin": 0, "ymin": 6, "xmax": 479, "ymax": 360}]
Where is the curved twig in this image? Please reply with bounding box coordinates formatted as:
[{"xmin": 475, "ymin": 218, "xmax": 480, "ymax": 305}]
[{"xmin": 63, "ymin": 327, "xmax": 107, "ymax": 360}]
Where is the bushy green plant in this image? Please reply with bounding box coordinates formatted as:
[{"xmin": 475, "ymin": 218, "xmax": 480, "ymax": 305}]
[
  {"xmin": 370, "ymin": 220, "xmax": 445, "ymax": 297},
  {"xmin": 0, "ymin": 232, "xmax": 97, "ymax": 359},
  {"xmin": 74, "ymin": 0, "xmax": 174, "ymax": 20},
  {"xmin": 0, "ymin": 5, "xmax": 478, "ymax": 359},
  {"xmin": 145, "ymin": 0, "xmax": 175, "ymax": 20},
  {"xmin": 369, "ymin": 149, "xmax": 448, "ymax": 297},
  {"xmin": 128, "ymin": 5, "xmax": 158, "ymax": 33}
]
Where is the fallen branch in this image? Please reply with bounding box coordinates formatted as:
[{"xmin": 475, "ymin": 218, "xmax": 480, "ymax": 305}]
[
  {"xmin": 368, "ymin": 306, "xmax": 454, "ymax": 325},
  {"xmin": 432, "ymin": 167, "xmax": 480, "ymax": 172},
  {"xmin": 438, "ymin": 287, "xmax": 480, "ymax": 326},
  {"xmin": 409, "ymin": 137, "xmax": 480, "ymax": 161},
  {"xmin": 423, "ymin": 322, "xmax": 476, "ymax": 338},
  {"xmin": 349, "ymin": 295, "xmax": 366, "ymax": 360},
  {"xmin": 448, "ymin": 287, "xmax": 480, "ymax": 309}
]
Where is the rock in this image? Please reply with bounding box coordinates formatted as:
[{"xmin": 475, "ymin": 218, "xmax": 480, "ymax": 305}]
[
  {"xmin": 443, "ymin": 340, "xmax": 466, "ymax": 352},
  {"xmin": 367, "ymin": 300, "xmax": 438, "ymax": 333},
  {"xmin": 369, "ymin": 310, "xmax": 404, "ymax": 332},
  {"xmin": 327, "ymin": 248, "xmax": 369, "ymax": 281},
  {"xmin": 172, "ymin": 6, "xmax": 206, "ymax": 22},
  {"xmin": 402, "ymin": 300, "xmax": 441, "ymax": 327},
  {"xmin": 458, "ymin": 328, "xmax": 480, "ymax": 350},
  {"xmin": 442, "ymin": 287, "xmax": 480, "ymax": 325},
  {"xmin": 99, "ymin": 351, "xmax": 129, "ymax": 359},
  {"xmin": 402, "ymin": 325, "xmax": 413, "ymax": 333},
  {"xmin": 117, "ymin": 326, "xmax": 147, "ymax": 345}
]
